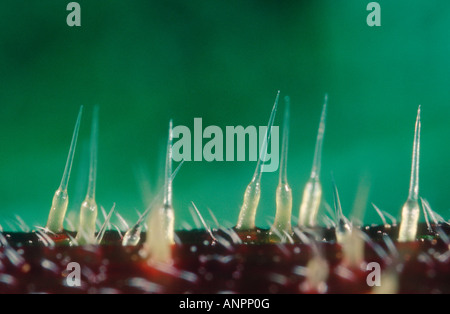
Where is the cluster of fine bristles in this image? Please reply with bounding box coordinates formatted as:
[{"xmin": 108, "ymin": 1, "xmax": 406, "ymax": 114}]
[{"xmin": 1, "ymin": 92, "xmax": 449, "ymax": 294}]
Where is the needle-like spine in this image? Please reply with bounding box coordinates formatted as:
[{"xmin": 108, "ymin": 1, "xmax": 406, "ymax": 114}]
[
  {"xmin": 298, "ymin": 95, "xmax": 327, "ymax": 227},
  {"xmin": 236, "ymin": 91, "xmax": 280, "ymax": 230},
  {"xmin": 399, "ymin": 106, "xmax": 421, "ymax": 242},
  {"xmin": 332, "ymin": 176, "xmax": 352, "ymax": 244},
  {"xmin": 144, "ymin": 120, "xmax": 175, "ymax": 264},
  {"xmin": 270, "ymin": 96, "xmax": 293, "ymax": 241},
  {"xmin": 46, "ymin": 106, "xmax": 83, "ymax": 233},
  {"xmin": 76, "ymin": 106, "xmax": 99, "ymax": 245}
]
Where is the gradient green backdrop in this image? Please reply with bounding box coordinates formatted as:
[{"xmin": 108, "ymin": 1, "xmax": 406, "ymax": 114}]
[{"xmin": 0, "ymin": 1, "xmax": 449, "ymax": 230}]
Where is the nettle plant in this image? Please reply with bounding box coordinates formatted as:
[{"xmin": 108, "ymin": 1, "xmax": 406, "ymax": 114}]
[{"xmin": 0, "ymin": 92, "xmax": 449, "ymax": 294}]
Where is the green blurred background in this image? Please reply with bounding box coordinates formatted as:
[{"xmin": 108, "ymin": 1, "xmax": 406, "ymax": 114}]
[{"xmin": 0, "ymin": 1, "xmax": 449, "ymax": 230}]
